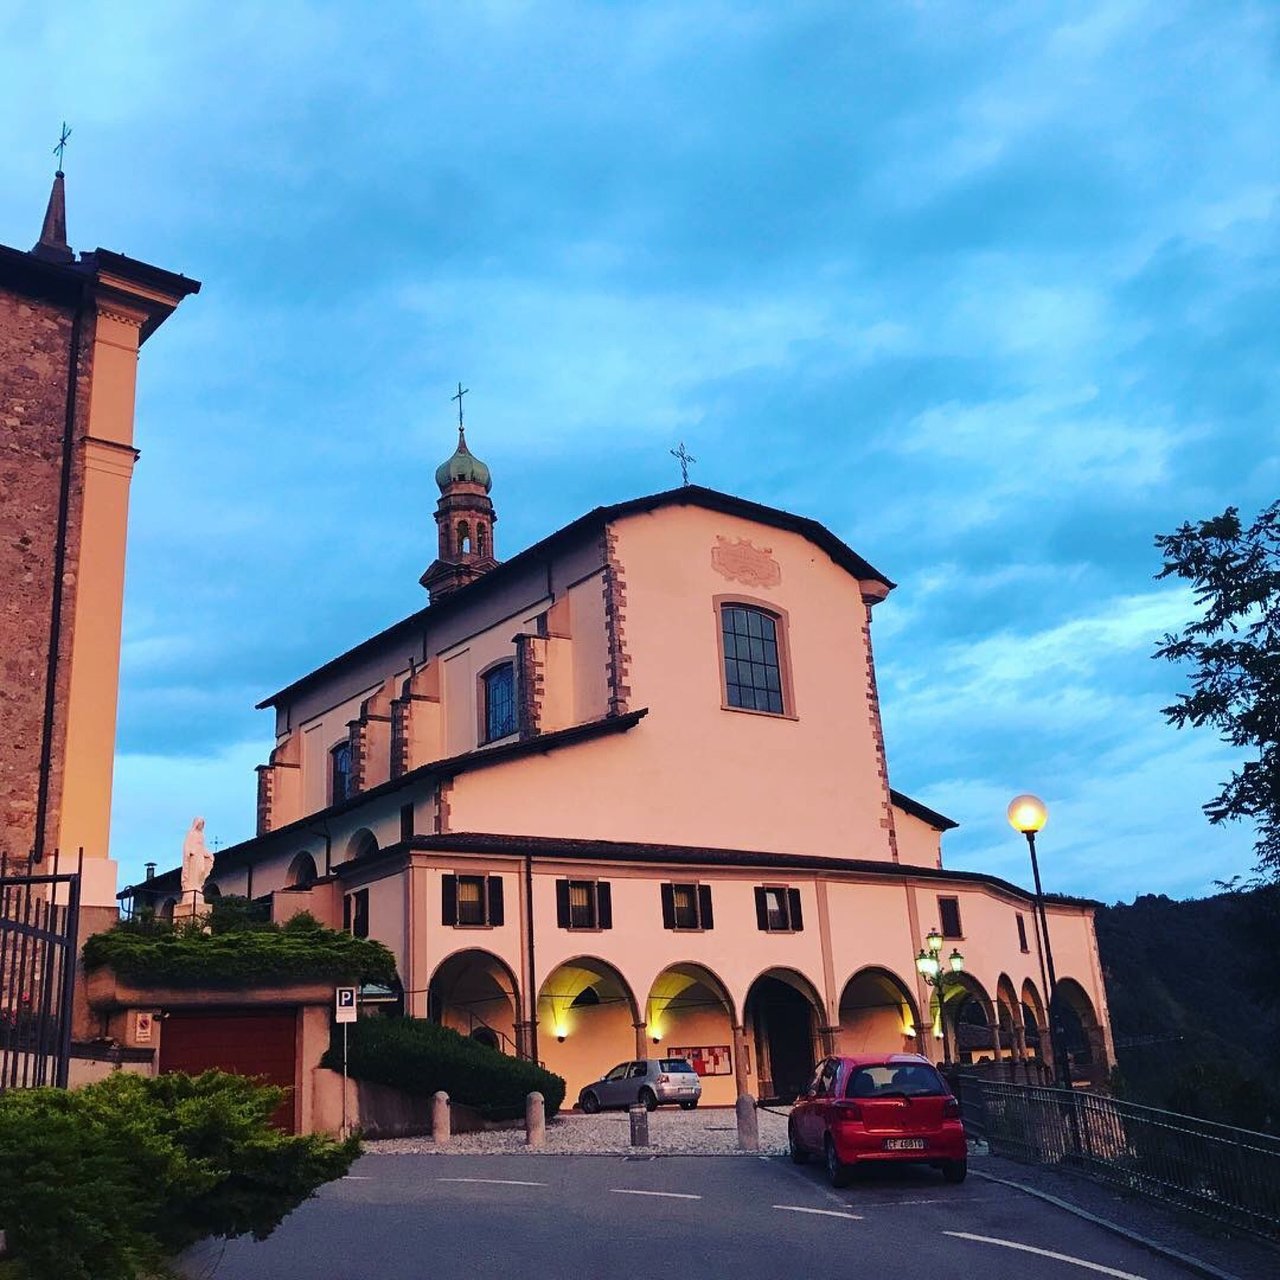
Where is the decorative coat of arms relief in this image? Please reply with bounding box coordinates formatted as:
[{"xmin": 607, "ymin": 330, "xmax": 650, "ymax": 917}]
[{"xmin": 711, "ymin": 536, "xmax": 782, "ymax": 588}]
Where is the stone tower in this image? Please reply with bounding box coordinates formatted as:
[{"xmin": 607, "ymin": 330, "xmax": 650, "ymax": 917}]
[
  {"xmin": 419, "ymin": 425, "xmax": 498, "ymax": 601},
  {"xmin": 0, "ymin": 169, "xmax": 199, "ymax": 911}
]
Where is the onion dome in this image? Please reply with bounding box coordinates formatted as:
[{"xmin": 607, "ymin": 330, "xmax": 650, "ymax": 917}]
[{"xmin": 435, "ymin": 427, "xmax": 492, "ymax": 492}]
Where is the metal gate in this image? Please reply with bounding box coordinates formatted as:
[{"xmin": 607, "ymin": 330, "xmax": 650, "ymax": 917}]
[{"xmin": 0, "ymin": 870, "xmax": 81, "ymax": 1090}]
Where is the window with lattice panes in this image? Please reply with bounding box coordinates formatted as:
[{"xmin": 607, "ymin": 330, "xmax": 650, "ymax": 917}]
[
  {"xmin": 483, "ymin": 663, "xmax": 516, "ymax": 742},
  {"xmin": 720, "ymin": 604, "xmax": 785, "ymax": 714}
]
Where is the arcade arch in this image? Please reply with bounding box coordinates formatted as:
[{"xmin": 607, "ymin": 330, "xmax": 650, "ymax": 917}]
[
  {"xmin": 743, "ymin": 967, "xmax": 823, "ymax": 1103},
  {"xmin": 538, "ymin": 957, "xmax": 639, "ymax": 1101},
  {"xmin": 837, "ymin": 966, "xmax": 920, "ymax": 1056},
  {"xmin": 428, "ymin": 949, "xmax": 521, "ymax": 1055},
  {"xmin": 644, "ymin": 963, "xmax": 736, "ymax": 1105}
]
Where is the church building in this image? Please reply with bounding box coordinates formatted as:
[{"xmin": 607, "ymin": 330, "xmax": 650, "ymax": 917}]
[{"xmin": 134, "ymin": 424, "xmax": 1115, "ymax": 1105}]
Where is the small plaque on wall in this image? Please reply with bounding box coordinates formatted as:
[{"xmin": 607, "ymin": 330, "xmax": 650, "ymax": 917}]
[
  {"xmin": 134, "ymin": 1011, "xmax": 154, "ymax": 1044},
  {"xmin": 667, "ymin": 1045, "xmax": 732, "ymax": 1077}
]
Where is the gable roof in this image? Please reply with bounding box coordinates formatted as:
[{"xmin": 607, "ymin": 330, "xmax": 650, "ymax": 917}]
[{"xmin": 257, "ymin": 484, "xmax": 894, "ymax": 710}]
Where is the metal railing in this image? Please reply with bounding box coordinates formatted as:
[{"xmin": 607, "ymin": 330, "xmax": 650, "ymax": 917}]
[{"xmin": 959, "ymin": 1075, "xmax": 1280, "ymax": 1241}]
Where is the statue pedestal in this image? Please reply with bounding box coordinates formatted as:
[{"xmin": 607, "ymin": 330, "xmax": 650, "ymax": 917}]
[{"xmin": 172, "ymin": 893, "xmax": 205, "ymax": 923}]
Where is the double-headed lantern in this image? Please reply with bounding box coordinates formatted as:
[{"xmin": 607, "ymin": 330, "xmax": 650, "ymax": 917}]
[{"xmin": 915, "ymin": 927, "xmax": 965, "ymax": 987}]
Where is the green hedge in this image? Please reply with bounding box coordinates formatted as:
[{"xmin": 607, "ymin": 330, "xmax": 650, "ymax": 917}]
[
  {"xmin": 83, "ymin": 910, "xmax": 397, "ymax": 988},
  {"xmin": 323, "ymin": 1017, "xmax": 566, "ymax": 1120},
  {"xmin": 0, "ymin": 1071, "xmax": 358, "ymax": 1280}
]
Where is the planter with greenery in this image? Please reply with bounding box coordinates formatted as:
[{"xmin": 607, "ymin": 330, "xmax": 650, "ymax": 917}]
[
  {"xmin": 83, "ymin": 908, "xmax": 396, "ymax": 993},
  {"xmin": 322, "ymin": 1017, "xmax": 566, "ymax": 1121},
  {"xmin": 0, "ymin": 1070, "xmax": 358, "ymax": 1280}
]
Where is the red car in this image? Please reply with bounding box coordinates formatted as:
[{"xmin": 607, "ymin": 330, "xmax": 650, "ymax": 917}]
[{"xmin": 788, "ymin": 1053, "xmax": 967, "ymax": 1187}]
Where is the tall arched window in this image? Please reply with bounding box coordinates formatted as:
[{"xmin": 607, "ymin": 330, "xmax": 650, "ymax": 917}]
[
  {"xmin": 482, "ymin": 662, "xmax": 516, "ymax": 742},
  {"xmin": 287, "ymin": 852, "xmax": 318, "ymax": 888},
  {"xmin": 330, "ymin": 741, "xmax": 352, "ymax": 804},
  {"xmin": 457, "ymin": 520, "xmax": 472, "ymax": 554},
  {"xmin": 476, "ymin": 523, "xmax": 487, "ymax": 557},
  {"xmin": 720, "ymin": 604, "xmax": 786, "ymax": 714}
]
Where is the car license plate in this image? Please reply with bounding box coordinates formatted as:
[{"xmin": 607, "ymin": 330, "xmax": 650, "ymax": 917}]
[{"xmin": 884, "ymin": 1138, "xmax": 926, "ymax": 1151}]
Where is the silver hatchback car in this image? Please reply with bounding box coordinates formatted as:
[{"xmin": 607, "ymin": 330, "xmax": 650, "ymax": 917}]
[{"xmin": 578, "ymin": 1058, "xmax": 702, "ymax": 1112}]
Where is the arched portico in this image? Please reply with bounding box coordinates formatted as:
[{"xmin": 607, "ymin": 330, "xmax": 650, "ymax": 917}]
[
  {"xmin": 345, "ymin": 828, "xmax": 377, "ymax": 862},
  {"xmin": 837, "ymin": 966, "xmax": 920, "ymax": 1057},
  {"xmin": 428, "ymin": 949, "xmax": 521, "ymax": 1056},
  {"xmin": 286, "ymin": 852, "xmax": 318, "ymax": 888},
  {"xmin": 743, "ymin": 967, "xmax": 823, "ymax": 1103},
  {"xmin": 1052, "ymin": 977, "xmax": 1108, "ymax": 1084},
  {"xmin": 1021, "ymin": 977, "xmax": 1048, "ymax": 1069},
  {"xmin": 644, "ymin": 963, "xmax": 737, "ymax": 1105},
  {"xmin": 538, "ymin": 957, "xmax": 639, "ymax": 1102},
  {"xmin": 996, "ymin": 974, "xmax": 1023, "ymax": 1058},
  {"xmin": 935, "ymin": 973, "xmax": 999, "ymax": 1066}
]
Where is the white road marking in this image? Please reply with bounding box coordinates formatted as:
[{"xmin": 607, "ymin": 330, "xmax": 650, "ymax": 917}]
[
  {"xmin": 341, "ymin": 1176, "xmax": 373, "ymax": 1180},
  {"xmin": 609, "ymin": 1189, "xmax": 702, "ymax": 1200},
  {"xmin": 436, "ymin": 1177, "xmax": 547, "ymax": 1187},
  {"xmin": 944, "ymin": 1231, "xmax": 1148, "ymax": 1278},
  {"xmin": 773, "ymin": 1204, "xmax": 864, "ymax": 1221}
]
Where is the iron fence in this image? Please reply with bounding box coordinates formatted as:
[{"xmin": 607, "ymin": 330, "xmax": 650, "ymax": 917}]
[
  {"xmin": 959, "ymin": 1075, "xmax": 1280, "ymax": 1242},
  {"xmin": 0, "ymin": 870, "xmax": 81, "ymax": 1090}
]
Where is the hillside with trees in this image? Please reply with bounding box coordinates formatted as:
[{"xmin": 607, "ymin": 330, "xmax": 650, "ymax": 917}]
[{"xmin": 1095, "ymin": 885, "xmax": 1280, "ymax": 1133}]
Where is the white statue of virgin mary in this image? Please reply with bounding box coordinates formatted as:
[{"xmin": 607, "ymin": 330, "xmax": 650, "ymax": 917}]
[{"xmin": 180, "ymin": 817, "xmax": 215, "ymax": 897}]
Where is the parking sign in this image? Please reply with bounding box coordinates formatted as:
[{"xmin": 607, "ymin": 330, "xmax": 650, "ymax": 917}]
[{"xmin": 335, "ymin": 986, "xmax": 357, "ymax": 1024}]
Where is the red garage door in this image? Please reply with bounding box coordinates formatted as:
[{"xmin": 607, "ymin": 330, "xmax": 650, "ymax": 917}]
[{"xmin": 159, "ymin": 1009, "xmax": 298, "ymax": 1132}]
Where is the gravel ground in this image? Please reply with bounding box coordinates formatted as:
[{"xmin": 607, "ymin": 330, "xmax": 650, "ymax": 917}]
[{"xmin": 365, "ymin": 1104, "xmax": 792, "ymax": 1156}]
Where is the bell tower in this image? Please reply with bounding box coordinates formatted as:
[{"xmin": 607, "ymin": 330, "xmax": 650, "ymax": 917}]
[{"xmin": 419, "ymin": 406, "xmax": 498, "ymax": 601}]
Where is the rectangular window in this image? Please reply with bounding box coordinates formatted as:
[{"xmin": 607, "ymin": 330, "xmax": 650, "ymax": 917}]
[
  {"xmin": 400, "ymin": 802, "xmax": 415, "ymax": 843},
  {"xmin": 483, "ymin": 663, "xmax": 517, "ymax": 743},
  {"xmin": 555, "ymin": 879, "xmax": 612, "ymax": 931},
  {"xmin": 754, "ymin": 885, "xmax": 803, "ymax": 932},
  {"xmin": 661, "ymin": 882, "xmax": 714, "ymax": 931},
  {"xmin": 442, "ymin": 874, "xmax": 504, "ymax": 928},
  {"xmin": 344, "ymin": 889, "xmax": 369, "ymax": 939},
  {"xmin": 939, "ymin": 897, "xmax": 963, "ymax": 939},
  {"xmin": 721, "ymin": 605, "xmax": 785, "ymax": 714},
  {"xmin": 1016, "ymin": 913, "xmax": 1029, "ymax": 953}
]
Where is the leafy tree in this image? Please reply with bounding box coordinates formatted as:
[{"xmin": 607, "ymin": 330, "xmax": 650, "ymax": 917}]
[{"xmin": 1154, "ymin": 501, "xmax": 1280, "ymax": 881}]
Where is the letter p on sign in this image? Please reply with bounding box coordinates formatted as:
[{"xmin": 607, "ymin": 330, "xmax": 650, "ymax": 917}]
[{"xmin": 336, "ymin": 987, "xmax": 357, "ymax": 1024}]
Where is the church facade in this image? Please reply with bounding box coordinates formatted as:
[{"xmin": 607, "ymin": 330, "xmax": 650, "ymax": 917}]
[{"xmin": 135, "ymin": 429, "xmax": 1114, "ymax": 1105}]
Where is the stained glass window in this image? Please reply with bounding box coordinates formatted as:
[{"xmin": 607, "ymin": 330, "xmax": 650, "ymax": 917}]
[
  {"xmin": 483, "ymin": 663, "xmax": 517, "ymax": 741},
  {"xmin": 330, "ymin": 742, "xmax": 352, "ymax": 803},
  {"xmin": 721, "ymin": 605, "xmax": 784, "ymax": 714}
]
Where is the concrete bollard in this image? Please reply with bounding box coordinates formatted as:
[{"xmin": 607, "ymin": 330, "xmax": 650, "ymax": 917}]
[
  {"xmin": 629, "ymin": 1102, "xmax": 650, "ymax": 1147},
  {"xmin": 735, "ymin": 1093, "xmax": 759, "ymax": 1151},
  {"xmin": 525, "ymin": 1091, "xmax": 546, "ymax": 1148},
  {"xmin": 432, "ymin": 1090, "xmax": 451, "ymax": 1145}
]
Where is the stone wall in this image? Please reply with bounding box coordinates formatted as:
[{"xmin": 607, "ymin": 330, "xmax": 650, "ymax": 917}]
[{"xmin": 0, "ymin": 286, "xmax": 93, "ymax": 866}]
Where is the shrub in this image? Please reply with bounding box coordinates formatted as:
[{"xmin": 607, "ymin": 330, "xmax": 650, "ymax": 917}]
[
  {"xmin": 83, "ymin": 910, "xmax": 397, "ymax": 989},
  {"xmin": 0, "ymin": 1071, "xmax": 358, "ymax": 1280},
  {"xmin": 323, "ymin": 1017, "xmax": 566, "ymax": 1120}
]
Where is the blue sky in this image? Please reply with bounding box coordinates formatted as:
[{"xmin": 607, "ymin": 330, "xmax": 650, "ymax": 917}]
[{"xmin": 3, "ymin": 2, "xmax": 1276, "ymax": 902}]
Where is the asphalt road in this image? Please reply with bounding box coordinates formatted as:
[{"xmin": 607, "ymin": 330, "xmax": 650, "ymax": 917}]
[{"xmin": 200, "ymin": 1154, "xmax": 1218, "ymax": 1280}]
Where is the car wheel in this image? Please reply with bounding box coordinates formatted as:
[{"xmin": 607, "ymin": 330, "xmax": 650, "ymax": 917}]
[
  {"xmin": 824, "ymin": 1135, "xmax": 851, "ymax": 1188},
  {"xmin": 679, "ymin": 1100, "xmax": 698, "ymax": 1110},
  {"xmin": 639, "ymin": 1087, "xmax": 658, "ymax": 1112},
  {"xmin": 788, "ymin": 1121, "xmax": 809, "ymax": 1164},
  {"xmin": 942, "ymin": 1159, "xmax": 967, "ymax": 1184},
  {"xmin": 580, "ymin": 1091, "xmax": 600, "ymax": 1115}
]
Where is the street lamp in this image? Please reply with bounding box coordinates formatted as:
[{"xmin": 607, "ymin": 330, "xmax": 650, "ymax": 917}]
[
  {"xmin": 915, "ymin": 928, "xmax": 965, "ymax": 1060},
  {"xmin": 1007, "ymin": 794, "xmax": 1071, "ymax": 1089}
]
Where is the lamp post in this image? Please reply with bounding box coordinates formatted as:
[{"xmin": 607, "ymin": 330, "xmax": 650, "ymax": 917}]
[
  {"xmin": 915, "ymin": 928, "xmax": 965, "ymax": 1062},
  {"xmin": 1007, "ymin": 794, "xmax": 1071, "ymax": 1089}
]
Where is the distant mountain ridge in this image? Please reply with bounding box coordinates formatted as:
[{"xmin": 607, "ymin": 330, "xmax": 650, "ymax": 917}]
[{"xmin": 1095, "ymin": 886, "xmax": 1280, "ymax": 1132}]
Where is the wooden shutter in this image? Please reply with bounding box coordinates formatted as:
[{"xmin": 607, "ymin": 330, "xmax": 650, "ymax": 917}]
[
  {"xmin": 697, "ymin": 884, "xmax": 714, "ymax": 930},
  {"xmin": 556, "ymin": 879, "xmax": 571, "ymax": 928},
  {"xmin": 754, "ymin": 887, "xmax": 769, "ymax": 931},
  {"xmin": 442, "ymin": 874, "xmax": 458, "ymax": 926},
  {"xmin": 660, "ymin": 883, "xmax": 676, "ymax": 930},
  {"xmin": 939, "ymin": 897, "xmax": 962, "ymax": 938},
  {"xmin": 787, "ymin": 887, "xmax": 803, "ymax": 931},
  {"xmin": 597, "ymin": 882, "xmax": 613, "ymax": 929},
  {"xmin": 487, "ymin": 876, "xmax": 505, "ymax": 927}
]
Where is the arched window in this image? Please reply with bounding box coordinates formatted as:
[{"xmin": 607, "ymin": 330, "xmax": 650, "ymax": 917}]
[
  {"xmin": 457, "ymin": 520, "xmax": 472, "ymax": 554},
  {"xmin": 287, "ymin": 852, "xmax": 318, "ymax": 888},
  {"xmin": 476, "ymin": 523, "xmax": 487, "ymax": 557},
  {"xmin": 330, "ymin": 741, "xmax": 352, "ymax": 804},
  {"xmin": 720, "ymin": 604, "xmax": 786, "ymax": 714},
  {"xmin": 482, "ymin": 662, "xmax": 516, "ymax": 742}
]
